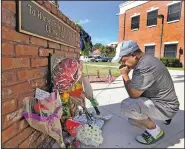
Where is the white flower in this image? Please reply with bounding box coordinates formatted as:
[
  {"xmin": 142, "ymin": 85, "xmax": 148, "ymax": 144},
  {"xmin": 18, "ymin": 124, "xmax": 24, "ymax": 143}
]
[
  {"xmin": 76, "ymin": 124, "xmax": 103, "ymax": 147},
  {"xmin": 97, "ymin": 136, "xmax": 103, "ymax": 144},
  {"xmin": 83, "ymin": 124, "xmax": 89, "ymax": 130}
]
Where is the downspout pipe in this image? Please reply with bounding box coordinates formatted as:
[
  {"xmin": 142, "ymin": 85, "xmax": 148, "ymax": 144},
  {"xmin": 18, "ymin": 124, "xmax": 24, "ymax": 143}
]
[{"xmin": 158, "ymin": 14, "xmax": 164, "ymax": 59}]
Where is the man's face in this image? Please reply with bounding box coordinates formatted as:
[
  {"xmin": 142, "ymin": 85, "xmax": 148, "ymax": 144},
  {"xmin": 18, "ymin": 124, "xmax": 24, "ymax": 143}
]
[{"xmin": 120, "ymin": 54, "xmax": 138, "ymax": 69}]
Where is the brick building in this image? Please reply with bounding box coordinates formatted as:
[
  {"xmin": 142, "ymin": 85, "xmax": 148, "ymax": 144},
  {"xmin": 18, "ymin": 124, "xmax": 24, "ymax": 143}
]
[
  {"xmin": 118, "ymin": 1, "xmax": 184, "ymax": 67},
  {"xmin": 2, "ymin": 0, "xmax": 80, "ymax": 148}
]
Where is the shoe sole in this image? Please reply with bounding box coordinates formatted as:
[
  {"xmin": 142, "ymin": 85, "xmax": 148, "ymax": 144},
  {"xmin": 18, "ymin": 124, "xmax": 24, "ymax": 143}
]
[{"xmin": 135, "ymin": 131, "xmax": 165, "ymax": 145}]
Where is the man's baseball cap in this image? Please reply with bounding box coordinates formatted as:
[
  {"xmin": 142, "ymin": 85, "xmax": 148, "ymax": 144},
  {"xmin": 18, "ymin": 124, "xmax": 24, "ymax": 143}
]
[{"xmin": 111, "ymin": 40, "xmax": 139, "ymax": 63}]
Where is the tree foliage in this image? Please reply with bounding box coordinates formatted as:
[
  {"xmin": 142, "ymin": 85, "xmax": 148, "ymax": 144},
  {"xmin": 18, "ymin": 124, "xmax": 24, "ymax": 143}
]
[
  {"xmin": 76, "ymin": 24, "xmax": 93, "ymax": 56},
  {"xmin": 98, "ymin": 45, "xmax": 116, "ymax": 57},
  {"xmin": 93, "ymin": 43, "xmax": 104, "ymax": 50}
]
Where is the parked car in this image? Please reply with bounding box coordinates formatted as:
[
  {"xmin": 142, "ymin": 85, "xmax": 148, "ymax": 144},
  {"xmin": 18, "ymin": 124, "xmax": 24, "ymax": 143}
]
[
  {"xmin": 80, "ymin": 56, "xmax": 95, "ymax": 62},
  {"xmin": 95, "ymin": 56, "xmax": 107, "ymax": 62},
  {"xmin": 101, "ymin": 57, "xmax": 111, "ymax": 62},
  {"xmin": 94, "ymin": 56, "xmax": 104, "ymax": 62},
  {"xmin": 107, "ymin": 57, "xmax": 113, "ymax": 62},
  {"xmin": 88, "ymin": 56, "xmax": 96, "ymax": 62},
  {"xmin": 94, "ymin": 56, "xmax": 113, "ymax": 62}
]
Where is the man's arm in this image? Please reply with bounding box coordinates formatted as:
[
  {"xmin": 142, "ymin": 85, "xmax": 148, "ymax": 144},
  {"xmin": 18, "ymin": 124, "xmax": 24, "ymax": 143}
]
[
  {"xmin": 118, "ymin": 63, "xmax": 144, "ymax": 99},
  {"xmin": 122, "ymin": 74, "xmax": 144, "ymax": 98}
]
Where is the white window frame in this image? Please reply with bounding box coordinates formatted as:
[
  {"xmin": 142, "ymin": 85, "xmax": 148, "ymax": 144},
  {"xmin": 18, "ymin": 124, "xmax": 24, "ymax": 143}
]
[
  {"xmin": 167, "ymin": 1, "xmax": 181, "ymax": 6},
  {"xmin": 164, "ymin": 42, "xmax": 178, "ymax": 58},
  {"xmin": 167, "ymin": 1, "xmax": 182, "ymax": 24},
  {"xmin": 167, "ymin": 20, "xmax": 180, "ymax": 24},
  {"xmin": 147, "ymin": 25, "xmax": 157, "ymax": 28},
  {"xmin": 146, "ymin": 8, "xmax": 158, "ymax": 27},
  {"xmin": 131, "ymin": 14, "xmax": 140, "ymax": 31},
  {"xmin": 144, "ymin": 43, "xmax": 156, "ymax": 46},
  {"xmin": 164, "ymin": 41, "xmax": 179, "ymax": 45},
  {"xmin": 130, "ymin": 13, "xmax": 140, "ymax": 18},
  {"xmin": 146, "ymin": 7, "xmax": 159, "ymax": 13},
  {"xmin": 131, "ymin": 28, "xmax": 139, "ymax": 31},
  {"xmin": 144, "ymin": 44, "xmax": 155, "ymax": 55}
]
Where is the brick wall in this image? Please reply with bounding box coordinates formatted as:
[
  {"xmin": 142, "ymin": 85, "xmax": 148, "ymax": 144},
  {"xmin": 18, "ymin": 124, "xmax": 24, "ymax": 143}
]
[
  {"xmin": 2, "ymin": 0, "xmax": 80, "ymax": 148},
  {"xmin": 118, "ymin": 1, "xmax": 184, "ymax": 67}
]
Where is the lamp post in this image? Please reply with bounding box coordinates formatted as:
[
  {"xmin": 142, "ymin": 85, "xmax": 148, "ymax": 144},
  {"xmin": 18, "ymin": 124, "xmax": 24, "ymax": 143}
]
[{"xmin": 158, "ymin": 14, "xmax": 164, "ymax": 59}]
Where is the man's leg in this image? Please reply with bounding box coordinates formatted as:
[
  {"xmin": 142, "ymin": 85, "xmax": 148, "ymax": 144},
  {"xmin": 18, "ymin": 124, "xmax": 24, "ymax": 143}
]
[
  {"xmin": 121, "ymin": 97, "xmax": 165, "ymax": 145},
  {"xmin": 134, "ymin": 118, "xmax": 156, "ymax": 129}
]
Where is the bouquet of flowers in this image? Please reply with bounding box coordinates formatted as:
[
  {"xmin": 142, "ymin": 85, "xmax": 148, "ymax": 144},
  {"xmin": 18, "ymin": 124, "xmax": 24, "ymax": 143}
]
[
  {"xmin": 76, "ymin": 124, "xmax": 103, "ymax": 147},
  {"xmin": 23, "ymin": 91, "xmax": 65, "ymax": 148},
  {"xmin": 65, "ymin": 113, "xmax": 112, "ymax": 147}
]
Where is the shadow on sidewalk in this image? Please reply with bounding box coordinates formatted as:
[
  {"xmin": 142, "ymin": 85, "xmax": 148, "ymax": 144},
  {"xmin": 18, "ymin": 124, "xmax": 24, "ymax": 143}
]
[
  {"xmin": 92, "ymin": 80, "xmax": 184, "ymax": 91},
  {"xmin": 173, "ymin": 80, "xmax": 184, "ymax": 83},
  {"xmin": 53, "ymin": 102, "xmax": 184, "ymax": 148},
  {"xmin": 89, "ymin": 102, "xmax": 185, "ymax": 148},
  {"xmin": 93, "ymin": 85, "xmax": 125, "ymax": 91},
  {"xmin": 172, "ymin": 75, "xmax": 184, "ymax": 79},
  {"xmin": 172, "ymin": 74, "xmax": 184, "ymax": 84}
]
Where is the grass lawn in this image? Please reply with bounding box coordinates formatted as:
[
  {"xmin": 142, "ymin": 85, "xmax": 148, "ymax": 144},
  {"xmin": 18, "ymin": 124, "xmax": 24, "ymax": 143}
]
[
  {"xmin": 167, "ymin": 67, "xmax": 184, "ymax": 70},
  {"xmin": 83, "ymin": 65, "xmax": 120, "ymax": 77},
  {"xmin": 85, "ymin": 62, "xmax": 119, "ymax": 66},
  {"xmin": 83, "ymin": 62, "xmax": 184, "ymax": 77}
]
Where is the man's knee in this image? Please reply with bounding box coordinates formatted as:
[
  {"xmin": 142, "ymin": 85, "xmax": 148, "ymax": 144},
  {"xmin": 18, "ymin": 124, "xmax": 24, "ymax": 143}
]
[
  {"xmin": 121, "ymin": 97, "xmax": 138, "ymax": 108},
  {"xmin": 121, "ymin": 97, "xmax": 137, "ymax": 115},
  {"xmin": 120, "ymin": 97, "xmax": 147, "ymax": 120}
]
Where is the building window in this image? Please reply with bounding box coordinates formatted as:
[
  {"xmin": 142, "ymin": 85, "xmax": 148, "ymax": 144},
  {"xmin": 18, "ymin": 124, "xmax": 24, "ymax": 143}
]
[
  {"xmin": 167, "ymin": 2, "xmax": 181, "ymax": 22},
  {"xmin": 145, "ymin": 45, "xmax": 155, "ymax": 55},
  {"xmin": 164, "ymin": 44, "xmax": 177, "ymax": 57},
  {"xmin": 131, "ymin": 15, "xmax": 140, "ymax": 30},
  {"xmin": 147, "ymin": 10, "xmax": 158, "ymax": 26}
]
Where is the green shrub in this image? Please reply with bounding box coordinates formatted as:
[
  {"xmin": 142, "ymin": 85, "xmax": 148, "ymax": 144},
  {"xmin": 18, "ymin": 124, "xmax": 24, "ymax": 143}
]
[{"xmin": 160, "ymin": 57, "xmax": 181, "ymax": 67}]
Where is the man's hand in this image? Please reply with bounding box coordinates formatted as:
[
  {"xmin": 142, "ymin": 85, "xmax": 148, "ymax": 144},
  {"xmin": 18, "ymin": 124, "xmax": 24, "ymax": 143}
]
[
  {"xmin": 119, "ymin": 65, "xmax": 131, "ymax": 76},
  {"xmin": 119, "ymin": 65, "xmax": 144, "ymax": 98}
]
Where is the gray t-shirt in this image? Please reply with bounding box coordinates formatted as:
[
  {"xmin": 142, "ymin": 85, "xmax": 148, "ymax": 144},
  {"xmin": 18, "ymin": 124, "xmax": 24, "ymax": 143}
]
[{"xmin": 131, "ymin": 54, "xmax": 179, "ymax": 119}]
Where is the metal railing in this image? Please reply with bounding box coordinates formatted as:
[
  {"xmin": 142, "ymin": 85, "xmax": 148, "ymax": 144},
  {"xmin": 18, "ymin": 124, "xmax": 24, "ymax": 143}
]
[{"xmin": 84, "ymin": 67, "xmax": 114, "ymax": 84}]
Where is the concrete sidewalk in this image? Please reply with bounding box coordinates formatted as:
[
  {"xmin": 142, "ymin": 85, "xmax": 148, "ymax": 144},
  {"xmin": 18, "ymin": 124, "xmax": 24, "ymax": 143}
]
[{"xmin": 53, "ymin": 70, "xmax": 184, "ymax": 148}]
